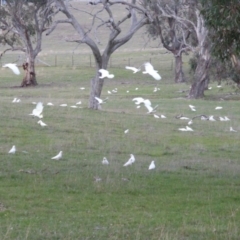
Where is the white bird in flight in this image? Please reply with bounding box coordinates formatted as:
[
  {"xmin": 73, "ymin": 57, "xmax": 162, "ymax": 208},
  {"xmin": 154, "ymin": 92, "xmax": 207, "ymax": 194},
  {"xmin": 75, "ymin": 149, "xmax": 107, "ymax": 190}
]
[
  {"xmin": 95, "ymin": 96, "xmax": 108, "ymax": 104},
  {"xmin": 142, "ymin": 62, "xmax": 161, "ymax": 80},
  {"xmin": 47, "ymin": 102, "xmax": 54, "ymax": 106},
  {"xmin": 29, "ymin": 102, "xmax": 44, "ymax": 118},
  {"xmin": 38, "ymin": 120, "xmax": 47, "ymax": 127},
  {"xmin": 60, "ymin": 104, "xmax": 67, "ymax": 107},
  {"xmin": 8, "ymin": 145, "xmax": 16, "ymax": 154},
  {"xmin": 215, "ymin": 106, "xmax": 223, "ymax": 110},
  {"xmin": 143, "ymin": 99, "xmax": 158, "ymax": 113},
  {"xmin": 125, "ymin": 66, "xmax": 140, "ymax": 73},
  {"xmin": 51, "ymin": 151, "xmax": 62, "ymax": 160},
  {"xmin": 132, "ymin": 97, "xmax": 145, "ymax": 105},
  {"xmin": 3, "ymin": 63, "xmax": 20, "ymax": 75},
  {"xmin": 132, "ymin": 97, "xmax": 158, "ymax": 113},
  {"xmin": 123, "ymin": 154, "xmax": 135, "ymax": 166},
  {"xmin": 230, "ymin": 127, "xmax": 237, "ymax": 132},
  {"xmin": 102, "ymin": 157, "xmax": 109, "ymax": 165},
  {"xmin": 149, "ymin": 160, "xmax": 155, "ymax": 170},
  {"xmin": 99, "ymin": 69, "xmax": 114, "ymax": 79},
  {"xmin": 189, "ymin": 105, "xmax": 196, "ymax": 111}
]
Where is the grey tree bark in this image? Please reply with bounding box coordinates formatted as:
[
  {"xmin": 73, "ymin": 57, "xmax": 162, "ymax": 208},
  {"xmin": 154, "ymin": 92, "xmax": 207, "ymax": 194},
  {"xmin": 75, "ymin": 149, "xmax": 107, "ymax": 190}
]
[
  {"xmin": 188, "ymin": 9, "xmax": 210, "ymax": 98},
  {"xmin": 174, "ymin": 53, "xmax": 185, "ymax": 83},
  {"xmin": 189, "ymin": 54, "xmax": 210, "ymax": 98}
]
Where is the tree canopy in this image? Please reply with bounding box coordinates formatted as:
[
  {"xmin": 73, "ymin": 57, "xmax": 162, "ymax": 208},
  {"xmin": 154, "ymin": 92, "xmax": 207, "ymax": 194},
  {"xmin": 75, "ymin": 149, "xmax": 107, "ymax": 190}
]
[{"xmin": 201, "ymin": 0, "xmax": 240, "ymax": 60}]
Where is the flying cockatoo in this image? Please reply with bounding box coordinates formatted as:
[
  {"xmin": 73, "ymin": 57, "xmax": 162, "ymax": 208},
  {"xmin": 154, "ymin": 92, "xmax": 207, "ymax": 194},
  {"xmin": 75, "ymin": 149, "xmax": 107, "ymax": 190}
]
[
  {"xmin": 142, "ymin": 62, "xmax": 161, "ymax": 80},
  {"xmin": 3, "ymin": 63, "xmax": 20, "ymax": 75},
  {"xmin": 230, "ymin": 127, "xmax": 237, "ymax": 132},
  {"xmin": 95, "ymin": 96, "xmax": 108, "ymax": 104},
  {"xmin": 189, "ymin": 105, "xmax": 196, "ymax": 111},
  {"xmin": 29, "ymin": 102, "xmax": 44, "ymax": 118},
  {"xmin": 143, "ymin": 99, "xmax": 158, "ymax": 113},
  {"xmin": 99, "ymin": 69, "xmax": 114, "ymax": 79},
  {"xmin": 125, "ymin": 66, "xmax": 141, "ymax": 73},
  {"xmin": 132, "ymin": 97, "xmax": 145, "ymax": 105},
  {"xmin": 38, "ymin": 120, "xmax": 47, "ymax": 127},
  {"xmin": 51, "ymin": 151, "xmax": 62, "ymax": 160}
]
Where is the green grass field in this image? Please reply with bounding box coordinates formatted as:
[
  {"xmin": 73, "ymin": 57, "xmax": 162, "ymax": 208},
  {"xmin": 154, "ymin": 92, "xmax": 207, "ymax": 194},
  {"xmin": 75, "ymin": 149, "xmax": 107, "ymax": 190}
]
[
  {"xmin": 1, "ymin": 2, "xmax": 240, "ymax": 239},
  {"xmin": 0, "ymin": 63, "xmax": 240, "ymax": 239}
]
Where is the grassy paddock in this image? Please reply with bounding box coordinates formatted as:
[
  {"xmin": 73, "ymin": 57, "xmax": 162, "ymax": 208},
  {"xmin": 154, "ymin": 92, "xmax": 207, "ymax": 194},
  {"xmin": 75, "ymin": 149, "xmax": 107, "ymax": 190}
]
[
  {"xmin": 0, "ymin": 61, "xmax": 240, "ymax": 239},
  {"xmin": 1, "ymin": 2, "xmax": 240, "ymax": 238}
]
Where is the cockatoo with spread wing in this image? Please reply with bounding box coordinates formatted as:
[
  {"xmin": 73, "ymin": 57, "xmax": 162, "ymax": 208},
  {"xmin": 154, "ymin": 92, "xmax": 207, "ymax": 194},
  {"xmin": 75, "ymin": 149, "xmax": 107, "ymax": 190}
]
[
  {"xmin": 125, "ymin": 66, "xmax": 141, "ymax": 73},
  {"xmin": 3, "ymin": 63, "xmax": 20, "ymax": 75},
  {"xmin": 99, "ymin": 69, "xmax": 114, "ymax": 79},
  {"xmin": 142, "ymin": 62, "xmax": 161, "ymax": 80},
  {"xmin": 29, "ymin": 102, "xmax": 44, "ymax": 118}
]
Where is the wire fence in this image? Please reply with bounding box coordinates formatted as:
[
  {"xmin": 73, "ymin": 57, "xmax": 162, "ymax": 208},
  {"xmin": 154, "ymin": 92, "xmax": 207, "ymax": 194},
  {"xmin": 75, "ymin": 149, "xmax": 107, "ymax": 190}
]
[{"xmin": 0, "ymin": 52, "xmax": 175, "ymax": 71}]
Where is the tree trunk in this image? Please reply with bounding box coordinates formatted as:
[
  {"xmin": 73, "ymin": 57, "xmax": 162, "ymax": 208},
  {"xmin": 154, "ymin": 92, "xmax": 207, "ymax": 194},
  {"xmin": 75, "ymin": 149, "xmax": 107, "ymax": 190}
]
[
  {"xmin": 88, "ymin": 57, "xmax": 108, "ymax": 109},
  {"xmin": 89, "ymin": 74, "xmax": 105, "ymax": 109},
  {"xmin": 174, "ymin": 54, "xmax": 185, "ymax": 83},
  {"xmin": 188, "ymin": 55, "xmax": 210, "ymax": 98},
  {"xmin": 21, "ymin": 56, "xmax": 37, "ymax": 87}
]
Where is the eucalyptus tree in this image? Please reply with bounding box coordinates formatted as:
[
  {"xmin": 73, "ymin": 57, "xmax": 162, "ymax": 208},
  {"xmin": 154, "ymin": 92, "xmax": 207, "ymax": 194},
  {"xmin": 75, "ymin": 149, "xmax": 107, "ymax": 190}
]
[
  {"xmin": 141, "ymin": 0, "xmax": 211, "ymax": 98},
  {"xmin": 48, "ymin": 0, "xmax": 151, "ymax": 109},
  {"xmin": 0, "ymin": 0, "xmax": 55, "ymax": 87},
  {"xmin": 201, "ymin": 0, "xmax": 240, "ymax": 61},
  {"xmin": 201, "ymin": 0, "xmax": 240, "ymax": 84},
  {"xmin": 142, "ymin": 0, "xmax": 193, "ymax": 83}
]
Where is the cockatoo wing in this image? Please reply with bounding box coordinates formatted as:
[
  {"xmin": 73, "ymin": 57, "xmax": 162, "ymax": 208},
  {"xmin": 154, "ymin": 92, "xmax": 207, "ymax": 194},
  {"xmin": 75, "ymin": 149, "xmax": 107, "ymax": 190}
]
[
  {"xmin": 132, "ymin": 97, "xmax": 145, "ymax": 104},
  {"xmin": 125, "ymin": 66, "xmax": 140, "ymax": 73},
  {"xmin": 149, "ymin": 71, "xmax": 161, "ymax": 80},
  {"xmin": 95, "ymin": 97, "xmax": 103, "ymax": 103},
  {"xmin": 3, "ymin": 63, "xmax": 20, "ymax": 75}
]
